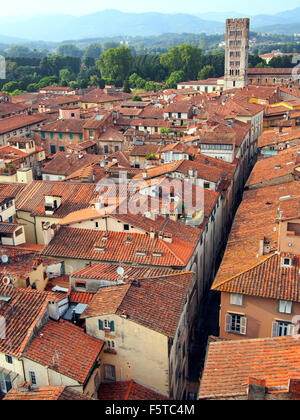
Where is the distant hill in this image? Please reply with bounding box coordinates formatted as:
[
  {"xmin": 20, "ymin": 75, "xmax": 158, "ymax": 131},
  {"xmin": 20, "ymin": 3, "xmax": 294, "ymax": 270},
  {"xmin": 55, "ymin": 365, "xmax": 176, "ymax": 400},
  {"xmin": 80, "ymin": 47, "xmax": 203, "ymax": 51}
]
[
  {"xmin": 0, "ymin": 10, "xmax": 224, "ymax": 42},
  {"xmin": 0, "ymin": 8, "xmax": 299, "ymax": 43},
  {"xmin": 198, "ymin": 7, "xmax": 300, "ymax": 31}
]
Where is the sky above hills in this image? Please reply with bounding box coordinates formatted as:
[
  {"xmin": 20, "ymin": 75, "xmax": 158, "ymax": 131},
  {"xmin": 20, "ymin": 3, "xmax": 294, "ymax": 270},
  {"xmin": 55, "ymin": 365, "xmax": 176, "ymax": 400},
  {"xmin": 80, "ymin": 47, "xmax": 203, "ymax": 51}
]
[{"xmin": 1, "ymin": 0, "xmax": 300, "ymax": 18}]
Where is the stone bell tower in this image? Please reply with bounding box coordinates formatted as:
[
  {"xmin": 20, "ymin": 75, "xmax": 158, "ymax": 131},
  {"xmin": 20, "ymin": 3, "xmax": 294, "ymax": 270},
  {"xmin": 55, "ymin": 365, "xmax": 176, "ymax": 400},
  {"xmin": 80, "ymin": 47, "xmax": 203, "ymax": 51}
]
[{"xmin": 224, "ymin": 18, "xmax": 250, "ymax": 90}]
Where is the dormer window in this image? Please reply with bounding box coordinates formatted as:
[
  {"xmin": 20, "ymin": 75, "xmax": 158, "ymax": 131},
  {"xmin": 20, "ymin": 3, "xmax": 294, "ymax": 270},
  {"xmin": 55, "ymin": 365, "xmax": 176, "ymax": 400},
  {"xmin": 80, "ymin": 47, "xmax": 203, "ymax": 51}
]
[{"xmin": 282, "ymin": 257, "xmax": 292, "ymax": 267}]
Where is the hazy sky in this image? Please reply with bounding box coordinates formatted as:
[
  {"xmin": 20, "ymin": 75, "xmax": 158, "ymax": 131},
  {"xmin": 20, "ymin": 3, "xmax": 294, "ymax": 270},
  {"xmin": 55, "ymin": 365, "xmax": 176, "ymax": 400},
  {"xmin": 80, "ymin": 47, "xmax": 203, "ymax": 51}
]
[{"xmin": 1, "ymin": 0, "xmax": 299, "ymax": 18}]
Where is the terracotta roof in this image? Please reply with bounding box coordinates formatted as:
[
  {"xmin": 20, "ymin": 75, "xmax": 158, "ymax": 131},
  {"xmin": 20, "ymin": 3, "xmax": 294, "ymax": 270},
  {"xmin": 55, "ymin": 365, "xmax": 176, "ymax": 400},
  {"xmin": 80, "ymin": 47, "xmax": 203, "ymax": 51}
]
[
  {"xmin": 195, "ymin": 153, "xmax": 237, "ymax": 179},
  {"xmin": 16, "ymin": 181, "xmax": 99, "ymax": 218},
  {"xmin": 139, "ymin": 106, "xmax": 164, "ymax": 119},
  {"xmin": 178, "ymin": 79, "xmax": 219, "ymax": 86},
  {"xmin": 0, "ymin": 114, "xmax": 48, "ymax": 135},
  {"xmin": 246, "ymin": 146, "xmax": 300, "ymax": 187},
  {"xmin": 82, "ymin": 272, "xmax": 194, "ymax": 337},
  {"xmin": 0, "ymin": 222, "xmax": 22, "ymax": 233},
  {"xmin": 248, "ymin": 68, "xmax": 294, "ymax": 76},
  {"xmin": 126, "ymin": 118, "xmax": 170, "ymax": 128},
  {"xmin": 38, "ymin": 119, "xmax": 85, "ymax": 134},
  {"xmin": 24, "ymin": 319, "xmax": 104, "ymax": 384},
  {"xmin": 99, "ymin": 128, "xmax": 125, "ymax": 143},
  {"xmin": 98, "ymin": 380, "xmax": 168, "ymax": 400},
  {"xmin": 3, "ymin": 386, "xmax": 93, "ymax": 400},
  {"xmin": 71, "ymin": 262, "xmax": 180, "ymax": 282},
  {"xmin": 213, "ymin": 253, "xmax": 300, "ymax": 303},
  {"xmin": 42, "ymin": 227, "xmax": 196, "ymax": 268},
  {"xmin": 258, "ymin": 127, "xmax": 300, "ymax": 148},
  {"xmin": 130, "ymin": 144, "xmax": 161, "ymax": 157},
  {"xmin": 199, "ymin": 336, "xmax": 300, "ymax": 399},
  {"xmin": 58, "ymin": 206, "xmax": 117, "ymax": 226},
  {"xmin": 279, "ymin": 196, "xmax": 300, "ymax": 220},
  {"xmin": 69, "ymin": 292, "xmax": 95, "ymax": 305},
  {"xmin": 42, "ymin": 152, "xmax": 102, "ymax": 176},
  {"xmin": 164, "ymin": 102, "xmax": 193, "ymax": 114},
  {"xmin": 0, "ymin": 284, "xmax": 62, "ymax": 357},
  {"xmin": 213, "ymin": 180, "xmax": 300, "ymax": 288}
]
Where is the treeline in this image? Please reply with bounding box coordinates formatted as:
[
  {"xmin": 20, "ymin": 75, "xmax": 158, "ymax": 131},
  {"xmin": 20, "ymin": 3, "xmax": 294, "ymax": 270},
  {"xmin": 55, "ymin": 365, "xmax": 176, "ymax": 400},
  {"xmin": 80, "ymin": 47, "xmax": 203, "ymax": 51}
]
[{"xmin": 0, "ymin": 43, "xmax": 274, "ymax": 95}]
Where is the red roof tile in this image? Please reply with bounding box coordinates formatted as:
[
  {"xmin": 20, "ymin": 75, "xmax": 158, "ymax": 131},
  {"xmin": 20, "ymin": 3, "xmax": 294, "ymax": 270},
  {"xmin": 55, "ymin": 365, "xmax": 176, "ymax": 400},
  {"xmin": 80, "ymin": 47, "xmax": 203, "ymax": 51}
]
[
  {"xmin": 199, "ymin": 336, "xmax": 300, "ymax": 399},
  {"xmin": 24, "ymin": 320, "xmax": 104, "ymax": 384},
  {"xmin": 82, "ymin": 272, "xmax": 194, "ymax": 337},
  {"xmin": 98, "ymin": 380, "xmax": 168, "ymax": 400}
]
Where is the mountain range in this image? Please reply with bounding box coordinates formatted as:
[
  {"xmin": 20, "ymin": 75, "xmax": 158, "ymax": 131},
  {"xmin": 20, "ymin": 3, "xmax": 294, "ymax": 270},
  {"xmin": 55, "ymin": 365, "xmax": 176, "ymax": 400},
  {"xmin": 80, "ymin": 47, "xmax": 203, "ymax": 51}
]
[{"xmin": 0, "ymin": 8, "xmax": 300, "ymax": 43}]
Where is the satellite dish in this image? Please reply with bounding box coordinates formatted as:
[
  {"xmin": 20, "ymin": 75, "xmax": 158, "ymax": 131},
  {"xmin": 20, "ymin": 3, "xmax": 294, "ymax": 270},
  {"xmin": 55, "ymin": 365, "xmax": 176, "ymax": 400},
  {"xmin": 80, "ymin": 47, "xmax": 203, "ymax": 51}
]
[
  {"xmin": 3, "ymin": 276, "xmax": 11, "ymax": 285},
  {"xmin": 1, "ymin": 255, "xmax": 8, "ymax": 264},
  {"xmin": 117, "ymin": 267, "xmax": 125, "ymax": 277}
]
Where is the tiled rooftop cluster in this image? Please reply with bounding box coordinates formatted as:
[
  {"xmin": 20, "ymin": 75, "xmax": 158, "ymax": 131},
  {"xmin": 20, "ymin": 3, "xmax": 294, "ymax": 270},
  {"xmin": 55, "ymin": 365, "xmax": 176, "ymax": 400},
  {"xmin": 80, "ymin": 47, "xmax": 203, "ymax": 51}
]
[{"xmin": 0, "ymin": 50, "xmax": 300, "ymax": 400}]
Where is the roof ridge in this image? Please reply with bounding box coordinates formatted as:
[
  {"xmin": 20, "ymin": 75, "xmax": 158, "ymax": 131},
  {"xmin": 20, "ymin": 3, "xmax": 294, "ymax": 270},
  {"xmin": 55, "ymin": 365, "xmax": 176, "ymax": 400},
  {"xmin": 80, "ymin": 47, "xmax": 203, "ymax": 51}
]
[
  {"xmin": 124, "ymin": 380, "xmax": 135, "ymax": 400},
  {"xmin": 213, "ymin": 253, "xmax": 276, "ymax": 290},
  {"xmin": 159, "ymin": 238, "xmax": 186, "ymax": 266}
]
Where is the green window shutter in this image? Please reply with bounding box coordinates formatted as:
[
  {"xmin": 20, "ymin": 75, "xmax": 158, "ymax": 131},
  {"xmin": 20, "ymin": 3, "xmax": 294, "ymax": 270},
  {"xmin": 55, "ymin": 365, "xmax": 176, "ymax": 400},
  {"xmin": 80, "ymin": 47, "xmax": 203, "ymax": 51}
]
[
  {"xmin": 69, "ymin": 134, "xmax": 73, "ymax": 140},
  {"xmin": 110, "ymin": 321, "xmax": 115, "ymax": 332},
  {"xmin": 41, "ymin": 132, "xmax": 46, "ymax": 139},
  {"xmin": 59, "ymin": 133, "xmax": 63, "ymax": 140},
  {"xmin": 98, "ymin": 320, "xmax": 103, "ymax": 330},
  {"xmin": 50, "ymin": 133, "xmax": 54, "ymax": 140},
  {"xmin": 79, "ymin": 134, "xmax": 83, "ymax": 141}
]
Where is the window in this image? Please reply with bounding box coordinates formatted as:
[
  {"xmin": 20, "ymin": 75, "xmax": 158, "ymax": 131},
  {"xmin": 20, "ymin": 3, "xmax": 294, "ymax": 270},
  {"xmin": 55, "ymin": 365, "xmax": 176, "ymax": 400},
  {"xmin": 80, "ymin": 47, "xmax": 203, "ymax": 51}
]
[
  {"xmin": 99, "ymin": 320, "xmax": 115, "ymax": 332},
  {"xmin": 5, "ymin": 355, "xmax": 12, "ymax": 364},
  {"xmin": 123, "ymin": 224, "xmax": 130, "ymax": 232},
  {"xmin": 282, "ymin": 258, "xmax": 292, "ymax": 267},
  {"xmin": 59, "ymin": 133, "xmax": 63, "ymax": 140},
  {"xmin": 29, "ymin": 371, "xmax": 37, "ymax": 385},
  {"xmin": 107, "ymin": 340, "xmax": 115, "ymax": 349},
  {"xmin": 79, "ymin": 134, "xmax": 83, "ymax": 141},
  {"xmin": 230, "ymin": 294, "xmax": 244, "ymax": 307},
  {"xmin": 104, "ymin": 364, "xmax": 116, "ymax": 381},
  {"xmin": 41, "ymin": 132, "xmax": 46, "ymax": 139},
  {"xmin": 279, "ymin": 300, "xmax": 293, "ymax": 314},
  {"xmin": 225, "ymin": 313, "xmax": 247, "ymax": 335},
  {"xmin": 95, "ymin": 222, "xmax": 99, "ymax": 229},
  {"xmin": 75, "ymin": 281, "xmax": 86, "ymax": 289},
  {"xmin": 114, "ymin": 146, "xmax": 119, "ymax": 152},
  {"xmin": 104, "ymin": 146, "xmax": 109, "ymax": 154},
  {"xmin": 272, "ymin": 321, "xmax": 294, "ymax": 337}
]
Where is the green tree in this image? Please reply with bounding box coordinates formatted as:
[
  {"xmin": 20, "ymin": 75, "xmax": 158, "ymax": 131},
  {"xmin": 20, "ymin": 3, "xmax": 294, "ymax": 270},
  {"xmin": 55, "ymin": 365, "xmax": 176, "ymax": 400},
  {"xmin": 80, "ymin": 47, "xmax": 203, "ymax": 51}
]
[
  {"xmin": 132, "ymin": 95, "xmax": 142, "ymax": 101},
  {"xmin": 160, "ymin": 44, "xmax": 203, "ymax": 80},
  {"xmin": 97, "ymin": 47, "xmax": 134, "ymax": 86},
  {"xmin": 165, "ymin": 70, "xmax": 185, "ymax": 89},
  {"xmin": 57, "ymin": 44, "xmax": 83, "ymax": 58},
  {"xmin": 144, "ymin": 81, "xmax": 162, "ymax": 92},
  {"xmin": 2, "ymin": 81, "xmax": 20, "ymax": 93},
  {"xmin": 59, "ymin": 68, "xmax": 73, "ymax": 85},
  {"xmin": 89, "ymin": 75, "xmax": 101, "ymax": 87},
  {"xmin": 103, "ymin": 41, "xmax": 120, "ymax": 51},
  {"xmin": 198, "ymin": 65, "xmax": 216, "ymax": 80},
  {"xmin": 84, "ymin": 43, "xmax": 103, "ymax": 60}
]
